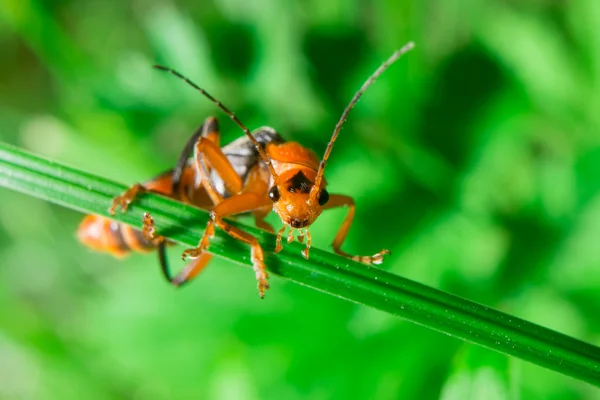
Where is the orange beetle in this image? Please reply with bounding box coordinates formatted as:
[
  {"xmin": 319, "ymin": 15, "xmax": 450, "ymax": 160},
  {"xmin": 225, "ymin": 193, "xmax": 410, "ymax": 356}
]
[{"xmin": 78, "ymin": 42, "xmax": 415, "ymax": 297}]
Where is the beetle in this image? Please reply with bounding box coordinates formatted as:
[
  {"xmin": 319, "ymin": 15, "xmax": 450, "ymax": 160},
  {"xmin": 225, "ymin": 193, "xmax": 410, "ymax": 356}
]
[{"xmin": 78, "ymin": 41, "xmax": 415, "ymax": 298}]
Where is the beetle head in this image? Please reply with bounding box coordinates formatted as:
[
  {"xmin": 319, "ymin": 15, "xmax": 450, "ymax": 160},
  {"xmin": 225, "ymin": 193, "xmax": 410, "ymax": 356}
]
[{"xmin": 268, "ymin": 168, "xmax": 329, "ymax": 258}]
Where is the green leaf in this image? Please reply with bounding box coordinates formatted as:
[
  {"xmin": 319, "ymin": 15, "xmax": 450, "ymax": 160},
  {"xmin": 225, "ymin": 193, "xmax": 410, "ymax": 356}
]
[{"xmin": 1, "ymin": 142, "xmax": 599, "ymax": 387}]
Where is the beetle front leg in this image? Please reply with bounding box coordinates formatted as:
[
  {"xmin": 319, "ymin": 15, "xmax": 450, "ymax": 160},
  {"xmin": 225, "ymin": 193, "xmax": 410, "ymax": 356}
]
[
  {"xmin": 183, "ymin": 192, "xmax": 273, "ymax": 298},
  {"xmin": 325, "ymin": 194, "xmax": 390, "ymax": 265}
]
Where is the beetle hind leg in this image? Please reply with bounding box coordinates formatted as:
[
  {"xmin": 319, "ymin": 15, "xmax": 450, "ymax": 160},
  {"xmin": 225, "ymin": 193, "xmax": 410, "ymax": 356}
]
[
  {"xmin": 144, "ymin": 213, "xmax": 214, "ymax": 286},
  {"xmin": 141, "ymin": 213, "xmax": 173, "ymax": 283},
  {"xmin": 170, "ymin": 251, "xmax": 213, "ymax": 287}
]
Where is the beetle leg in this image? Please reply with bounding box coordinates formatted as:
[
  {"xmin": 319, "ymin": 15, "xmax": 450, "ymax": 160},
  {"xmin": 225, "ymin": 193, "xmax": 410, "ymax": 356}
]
[
  {"xmin": 253, "ymin": 206, "xmax": 275, "ymax": 233},
  {"xmin": 179, "ymin": 130, "xmax": 240, "ymax": 258},
  {"xmin": 109, "ymin": 183, "xmax": 147, "ymax": 215},
  {"xmin": 187, "ymin": 137, "xmax": 272, "ymax": 296},
  {"xmin": 141, "ymin": 118, "xmax": 218, "ymax": 285},
  {"xmin": 194, "ymin": 136, "xmax": 243, "ymax": 204},
  {"xmin": 142, "ymin": 212, "xmax": 214, "ymax": 286},
  {"xmin": 141, "ymin": 213, "xmax": 170, "ymax": 280},
  {"xmin": 181, "ymin": 220, "xmax": 214, "ymax": 260},
  {"xmin": 170, "ymin": 251, "xmax": 213, "ymax": 287},
  {"xmin": 109, "ymin": 119, "xmax": 216, "ymax": 216},
  {"xmin": 324, "ymin": 194, "xmax": 390, "ymax": 265},
  {"xmin": 183, "ymin": 192, "xmax": 272, "ymax": 298},
  {"xmin": 171, "ymin": 116, "xmax": 219, "ymax": 201},
  {"xmin": 145, "ymin": 117, "xmax": 218, "ymax": 285}
]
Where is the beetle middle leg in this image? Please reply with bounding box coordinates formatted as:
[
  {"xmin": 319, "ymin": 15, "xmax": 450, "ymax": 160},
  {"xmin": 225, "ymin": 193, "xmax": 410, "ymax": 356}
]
[
  {"xmin": 109, "ymin": 117, "xmax": 219, "ymax": 216},
  {"xmin": 142, "ymin": 209, "xmax": 214, "ymax": 287},
  {"xmin": 178, "ymin": 134, "xmax": 243, "ymax": 260},
  {"xmin": 324, "ymin": 194, "xmax": 390, "ymax": 265},
  {"xmin": 154, "ymin": 118, "xmax": 222, "ymax": 286}
]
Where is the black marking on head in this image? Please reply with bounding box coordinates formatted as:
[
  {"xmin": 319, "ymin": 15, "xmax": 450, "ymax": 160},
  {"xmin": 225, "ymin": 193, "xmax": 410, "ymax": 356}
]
[{"xmin": 287, "ymin": 171, "xmax": 312, "ymax": 194}]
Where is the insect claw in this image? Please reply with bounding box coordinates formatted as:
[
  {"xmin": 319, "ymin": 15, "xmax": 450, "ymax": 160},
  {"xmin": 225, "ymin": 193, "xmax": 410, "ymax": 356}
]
[
  {"xmin": 255, "ymin": 269, "xmax": 270, "ymax": 298},
  {"xmin": 182, "ymin": 248, "xmax": 202, "ymax": 261},
  {"xmin": 258, "ymin": 280, "xmax": 270, "ymax": 299},
  {"xmin": 370, "ymin": 249, "xmax": 390, "ymax": 265}
]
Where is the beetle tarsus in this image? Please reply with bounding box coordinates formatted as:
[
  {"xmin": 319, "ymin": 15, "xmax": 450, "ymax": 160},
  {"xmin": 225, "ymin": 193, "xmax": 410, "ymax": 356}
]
[{"xmin": 109, "ymin": 183, "xmax": 146, "ymax": 215}]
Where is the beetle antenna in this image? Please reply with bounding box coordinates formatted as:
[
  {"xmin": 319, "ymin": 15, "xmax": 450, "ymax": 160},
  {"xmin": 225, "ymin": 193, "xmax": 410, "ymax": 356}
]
[
  {"xmin": 310, "ymin": 42, "xmax": 415, "ymax": 202},
  {"xmin": 153, "ymin": 65, "xmax": 280, "ymax": 184}
]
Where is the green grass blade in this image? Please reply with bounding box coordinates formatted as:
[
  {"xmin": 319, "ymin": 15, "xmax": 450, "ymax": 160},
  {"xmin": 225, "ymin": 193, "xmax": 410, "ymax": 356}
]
[{"xmin": 1, "ymin": 142, "xmax": 599, "ymax": 386}]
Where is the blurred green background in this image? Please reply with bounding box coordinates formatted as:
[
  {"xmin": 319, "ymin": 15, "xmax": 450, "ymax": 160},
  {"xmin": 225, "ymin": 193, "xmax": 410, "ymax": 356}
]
[{"xmin": 1, "ymin": 0, "xmax": 600, "ymax": 398}]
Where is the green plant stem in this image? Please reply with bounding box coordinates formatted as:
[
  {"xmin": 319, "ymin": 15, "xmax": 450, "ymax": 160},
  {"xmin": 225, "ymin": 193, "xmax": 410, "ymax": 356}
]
[{"xmin": 1, "ymin": 142, "xmax": 599, "ymax": 386}]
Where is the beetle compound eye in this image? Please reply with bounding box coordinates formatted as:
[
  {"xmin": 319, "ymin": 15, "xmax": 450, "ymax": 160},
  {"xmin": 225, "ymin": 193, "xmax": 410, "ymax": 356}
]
[
  {"xmin": 318, "ymin": 189, "xmax": 329, "ymax": 206},
  {"xmin": 269, "ymin": 186, "xmax": 280, "ymax": 202}
]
